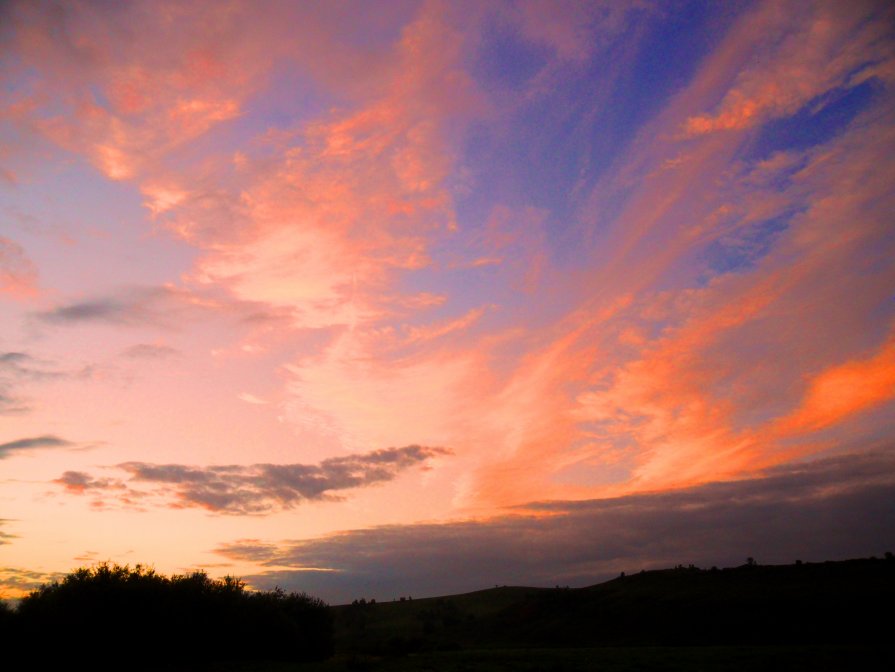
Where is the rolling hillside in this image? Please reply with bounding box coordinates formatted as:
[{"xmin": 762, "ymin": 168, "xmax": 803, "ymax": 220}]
[{"xmin": 332, "ymin": 556, "xmax": 895, "ymax": 655}]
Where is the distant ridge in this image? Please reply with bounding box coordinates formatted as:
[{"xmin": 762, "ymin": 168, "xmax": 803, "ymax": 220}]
[{"xmin": 332, "ymin": 556, "xmax": 895, "ymax": 655}]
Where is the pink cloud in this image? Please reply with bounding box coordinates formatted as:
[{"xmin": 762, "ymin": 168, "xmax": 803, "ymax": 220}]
[
  {"xmin": 0, "ymin": 236, "xmax": 37, "ymax": 298},
  {"xmin": 401, "ymin": 306, "xmax": 489, "ymax": 346},
  {"xmin": 4, "ymin": 1, "xmax": 268, "ymax": 180},
  {"xmin": 3, "ymin": 0, "xmax": 492, "ymax": 420},
  {"xmin": 683, "ymin": 1, "xmax": 894, "ymax": 135},
  {"xmin": 450, "ymin": 0, "xmax": 895, "ymax": 504},
  {"xmin": 3, "ymin": 0, "xmax": 893, "ymax": 521},
  {"xmin": 123, "ymin": 3, "xmax": 487, "ymax": 335},
  {"xmin": 508, "ymin": 0, "xmax": 633, "ymax": 63},
  {"xmin": 773, "ymin": 330, "xmax": 895, "ymax": 437}
]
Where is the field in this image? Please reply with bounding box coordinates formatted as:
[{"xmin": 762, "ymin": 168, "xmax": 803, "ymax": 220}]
[
  {"xmin": 198, "ymin": 557, "xmax": 895, "ymax": 671},
  {"xmin": 165, "ymin": 645, "xmax": 890, "ymax": 671}
]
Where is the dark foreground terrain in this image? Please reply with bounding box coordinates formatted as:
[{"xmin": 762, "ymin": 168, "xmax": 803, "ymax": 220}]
[
  {"xmin": 2, "ymin": 556, "xmax": 893, "ymax": 670},
  {"xmin": 318, "ymin": 556, "xmax": 894, "ymax": 670},
  {"xmin": 332, "ymin": 557, "xmax": 895, "ymax": 653}
]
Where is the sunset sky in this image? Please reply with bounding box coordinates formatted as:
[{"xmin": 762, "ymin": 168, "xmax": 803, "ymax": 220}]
[{"xmin": 2, "ymin": 0, "xmax": 894, "ymax": 603}]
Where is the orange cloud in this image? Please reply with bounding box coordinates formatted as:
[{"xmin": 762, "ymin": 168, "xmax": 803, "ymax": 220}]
[
  {"xmin": 5, "ymin": 2, "xmax": 263, "ymax": 180},
  {"xmin": 774, "ymin": 334, "xmax": 895, "ymax": 436},
  {"xmin": 3, "ymin": 0, "xmax": 893, "ymax": 525},
  {"xmin": 457, "ymin": 0, "xmax": 895, "ymax": 503},
  {"xmin": 141, "ymin": 2, "xmax": 486, "ymax": 334},
  {"xmin": 684, "ymin": 1, "xmax": 894, "ymax": 135}
]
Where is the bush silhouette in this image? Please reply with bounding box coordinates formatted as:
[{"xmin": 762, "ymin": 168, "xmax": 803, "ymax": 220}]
[
  {"xmin": 0, "ymin": 598, "xmax": 12, "ymax": 629},
  {"xmin": 12, "ymin": 562, "xmax": 332, "ymax": 666}
]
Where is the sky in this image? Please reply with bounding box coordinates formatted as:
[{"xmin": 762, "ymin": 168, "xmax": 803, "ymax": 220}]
[{"xmin": 1, "ymin": 0, "xmax": 894, "ymax": 604}]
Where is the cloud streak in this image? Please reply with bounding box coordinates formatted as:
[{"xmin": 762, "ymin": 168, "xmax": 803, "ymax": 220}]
[
  {"xmin": 35, "ymin": 286, "xmax": 203, "ymax": 328},
  {"xmin": 121, "ymin": 343, "xmax": 179, "ymax": 359},
  {"xmin": 0, "ymin": 567, "xmax": 65, "ymax": 599},
  {"xmin": 0, "ymin": 520, "xmax": 17, "ymax": 547},
  {"xmin": 1, "ymin": 0, "xmax": 894, "ymax": 596},
  {"xmin": 0, "ymin": 351, "xmax": 94, "ymax": 415},
  {"xmin": 56, "ymin": 445, "xmax": 450, "ymax": 514},
  {"xmin": 683, "ymin": 1, "xmax": 893, "ymax": 135},
  {"xmin": 450, "ymin": 0, "xmax": 895, "ymax": 504},
  {"xmin": 0, "ymin": 236, "xmax": 37, "ymax": 298},
  {"xmin": 0, "ymin": 435, "xmax": 72, "ymax": 459},
  {"xmin": 218, "ymin": 450, "xmax": 895, "ymax": 603}
]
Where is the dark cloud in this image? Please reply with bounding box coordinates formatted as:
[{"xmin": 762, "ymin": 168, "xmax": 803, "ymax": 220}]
[
  {"xmin": 32, "ymin": 285, "xmax": 303, "ymax": 338},
  {"xmin": 0, "ymin": 434, "xmax": 72, "ymax": 458},
  {"xmin": 55, "ymin": 445, "xmax": 451, "ymax": 514},
  {"xmin": 0, "ymin": 350, "xmax": 78, "ymax": 414},
  {"xmin": 121, "ymin": 343, "xmax": 179, "ymax": 359},
  {"xmin": 54, "ymin": 471, "xmax": 123, "ymax": 493},
  {"xmin": 1, "ymin": 351, "xmax": 35, "ymax": 413},
  {"xmin": 32, "ymin": 284, "xmax": 266, "ymax": 329},
  {"xmin": 0, "ymin": 391, "xmax": 28, "ymax": 415},
  {"xmin": 0, "ymin": 351, "xmax": 70, "ymax": 380},
  {"xmin": 0, "ymin": 566, "xmax": 65, "ymax": 596},
  {"xmin": 45, "ymin": 300, "xmax": 127, "ymax": 322},
  {"xmin": 240, "ymin": 307, "xmax": 298, "ymax": 325},
  {"xmin": 35, "ymin": 287, "xmax": 175, "ymax": 327},
  {"xmin": 0, "ymin": 519, "xmax": 17, "ymax": 546},
  {"xmin": 215, "ymin": 450, "xmax": 895, "ymax": 604},
  {"xmin": 214, "ymin": 539, "xmax": 279, "ymax": 563},
  {"xmin": 0, "ymin": 351, "xmax": 32, "ymax": 390}
]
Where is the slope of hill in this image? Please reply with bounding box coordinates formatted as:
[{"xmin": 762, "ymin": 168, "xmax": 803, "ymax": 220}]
[{"xmin": 332, "ymin": 556, "xmax": 895, "ymax": 655}]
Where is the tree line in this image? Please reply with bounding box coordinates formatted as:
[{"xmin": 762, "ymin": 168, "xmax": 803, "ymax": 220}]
[{"xmin": 0, "ymin": 562, "xmax": 332, "ymax": 667}]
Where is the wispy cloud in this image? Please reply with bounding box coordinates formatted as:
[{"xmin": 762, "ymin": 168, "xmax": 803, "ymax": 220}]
[
  {"xmin": 0, "ymin": 236, "xmax": 37, "ymax": 298},
  {"xmin": 56, "ymin": 445, "xmax": 451, "ymax": 514},
  {"xmin": 0, "ymin": 519, "xmax": 17, "ymax": 546},
  {"xmin": 0, "ymin": 567, "xmax": 65, "ymax": 599},
  {"xmin": 35, "ymin": 286, "xmax": 190, "ymax": 327},
  {"xmin": 449, "ymin": 0, "xmax": 895, "ymax": 504},
  {"xmin": 1, "ymin": 0, "xmax": 893, "ymax": 570},
  {"xmin": 1, "ymin": 0, "xmax": 271, "ymax": 182},
  {"xmin": 0, "ymin": 350, "xmax": 91, "ymax": 415},
  {"xmin": 120, "ymin": 343, "xmax": 179, "ymax": 359},
  {"xmin": 0, "ymin": 351, "xmax": 69, "ymax": 381},
  {"xmin": 0, "ymin": 435, "xmax": 72, "ymax": 459},
  {"xmin": 219, "ymin": 451, "xmax": 895, "ymax": 603},
  {"xmin": 237, "ymin": 393, "xmax": 267, "ymax": 405},
  {"xmin": 683, "ymin": 1, "xmax": 893, "ymax": 135}
]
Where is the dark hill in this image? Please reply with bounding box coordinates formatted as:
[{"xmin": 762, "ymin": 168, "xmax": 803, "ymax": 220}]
[{"xmin": 332, "ymin": 556, "xmax": 895, "ymax": 655}]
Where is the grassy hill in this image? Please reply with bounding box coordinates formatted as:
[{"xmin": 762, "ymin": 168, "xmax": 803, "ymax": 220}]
[{"xmin": 331, "ymin": 556, "xmax": 895, "ymax": 656}]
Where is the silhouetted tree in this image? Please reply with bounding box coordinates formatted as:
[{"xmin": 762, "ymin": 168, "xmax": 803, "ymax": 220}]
[
  {"xmin": 0, "ymin": 599, "xmax": 12, "ymax": 632},
  {"xmin": 13, "ymin": 562, "xmax": 332, "ymax": 667}
]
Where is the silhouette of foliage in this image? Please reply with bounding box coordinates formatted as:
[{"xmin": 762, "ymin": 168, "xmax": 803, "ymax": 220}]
[
  {"xmin": 8, "ymin": 562, "xmax": 331, "ymax": 667},
  {"xmin": 0, "ymin": 598, "xmax": 11, "ymax": 629}
]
